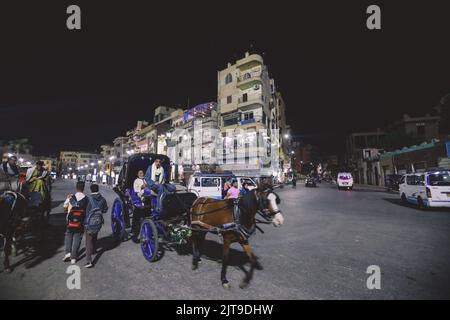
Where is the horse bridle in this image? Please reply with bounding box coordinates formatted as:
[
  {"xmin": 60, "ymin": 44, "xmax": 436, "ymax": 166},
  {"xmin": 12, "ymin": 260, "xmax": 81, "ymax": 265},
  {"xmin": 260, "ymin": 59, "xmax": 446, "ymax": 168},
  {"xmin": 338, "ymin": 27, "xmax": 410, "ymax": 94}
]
[{"xmin": 255, "ymin": 188, "xmax": 281, "ymax": 221}]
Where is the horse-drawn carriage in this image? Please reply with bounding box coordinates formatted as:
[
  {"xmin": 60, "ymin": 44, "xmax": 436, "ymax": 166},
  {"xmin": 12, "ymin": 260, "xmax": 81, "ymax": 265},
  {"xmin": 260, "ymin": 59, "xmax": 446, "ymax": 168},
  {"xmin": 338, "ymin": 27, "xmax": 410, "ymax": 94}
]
[
  {"xmin": 110, "ymin": 153, "xmax": 284, "ymax": 288},
  {"xmin": 0, "ymin": 168, "xmax": 52, "ymax": 272},
  {"xmin": 111, "ymin": 153, "xmax": 197, "ymax": 262}
]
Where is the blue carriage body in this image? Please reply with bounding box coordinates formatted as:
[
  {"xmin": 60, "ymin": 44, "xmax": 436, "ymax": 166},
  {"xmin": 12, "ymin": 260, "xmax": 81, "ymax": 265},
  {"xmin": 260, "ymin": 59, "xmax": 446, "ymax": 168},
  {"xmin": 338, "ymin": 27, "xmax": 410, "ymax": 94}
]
[{"xmin": 111, "ymin": 153, "xmax": 197, "ymax": 262}]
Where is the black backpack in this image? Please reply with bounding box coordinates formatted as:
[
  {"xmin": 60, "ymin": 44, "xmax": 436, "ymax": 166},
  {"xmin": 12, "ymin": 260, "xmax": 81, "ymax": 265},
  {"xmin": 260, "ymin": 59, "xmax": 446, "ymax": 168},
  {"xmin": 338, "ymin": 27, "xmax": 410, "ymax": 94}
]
[{"xmin": 85, "ymin": 195, "xmax": 104, "ymax": 234}]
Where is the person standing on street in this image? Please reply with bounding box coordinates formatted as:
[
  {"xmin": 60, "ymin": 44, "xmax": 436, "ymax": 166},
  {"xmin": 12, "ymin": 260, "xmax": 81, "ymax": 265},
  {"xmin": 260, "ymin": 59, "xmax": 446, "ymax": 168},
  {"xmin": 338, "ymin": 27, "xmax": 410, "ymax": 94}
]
[
  {"xmin": 0, "ymin": 155, "xmax": 19, "ymax": 191},
  {"xmin": 225, "ymin": 180, "xmax": 240, "ymax": 199},
  {"xmin": 240, "ymin": 182, "xmax": 250, "ymax": 197},
  {"xmin": 84, "ymin": 183, "xmax": 108, "ymax": 268},
  {"xmin": 63, "ymin": 181, "xmax": 88, "ymax": 264},
  {"xmin": 222, "ymin": 179, "xmax": 231, "ymax": 199}
]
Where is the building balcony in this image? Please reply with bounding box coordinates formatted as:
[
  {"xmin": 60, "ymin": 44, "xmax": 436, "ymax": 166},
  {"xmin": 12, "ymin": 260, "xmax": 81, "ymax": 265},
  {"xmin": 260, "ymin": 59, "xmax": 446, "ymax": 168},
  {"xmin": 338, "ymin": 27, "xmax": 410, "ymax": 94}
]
[
  {"xmin": 235, "ymin": 53, "xmax": 264, "ymax": 70},
  {"xmin": 237, "ymin": 70, "xmax": 263, "ymax": 87},
  {"xmin": 238, "ymin": 94, "xmax": 265, "ymax": 109}
]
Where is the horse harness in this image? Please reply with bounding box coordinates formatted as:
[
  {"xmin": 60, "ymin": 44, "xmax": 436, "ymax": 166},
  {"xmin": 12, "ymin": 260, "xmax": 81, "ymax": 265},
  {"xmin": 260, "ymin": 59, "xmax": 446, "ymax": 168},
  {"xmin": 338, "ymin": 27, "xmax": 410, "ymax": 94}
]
[{"xmin": 189, "ymin": 189, "xmax": 278, "ymax": 241}]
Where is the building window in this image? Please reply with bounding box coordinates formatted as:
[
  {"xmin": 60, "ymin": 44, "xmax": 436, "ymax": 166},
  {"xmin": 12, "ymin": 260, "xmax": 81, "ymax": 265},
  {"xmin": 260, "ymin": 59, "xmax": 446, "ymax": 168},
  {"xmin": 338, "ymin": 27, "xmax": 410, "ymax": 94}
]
[
  {"xmin": 417, "ymin": 125, "xmax": 425, "ymax": 136},
  {"xmin": 223, "ymin": 114, "xmax": 239, "ymax": 126},
  {"xmin": 242, "ymin": 93, "xmax": 248, "ymax": 103},
  {"xmin": 244, "ymin": 112, "xmax": 254, "ymax": 121},
  {"xmin": 225, "ymin": 73, "xmax": 232, "ymax": 84},
  {"xmin": 227, "ymin": 95, "xmax": 232, "ymax": 104}
]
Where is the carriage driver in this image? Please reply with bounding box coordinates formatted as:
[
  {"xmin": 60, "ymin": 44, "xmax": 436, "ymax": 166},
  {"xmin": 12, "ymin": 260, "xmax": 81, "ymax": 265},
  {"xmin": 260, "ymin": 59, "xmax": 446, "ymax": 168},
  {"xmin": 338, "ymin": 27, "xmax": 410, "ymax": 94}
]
[{"xmin": 143, "ymin": 158, "xmax": 176, "ymax": 211}]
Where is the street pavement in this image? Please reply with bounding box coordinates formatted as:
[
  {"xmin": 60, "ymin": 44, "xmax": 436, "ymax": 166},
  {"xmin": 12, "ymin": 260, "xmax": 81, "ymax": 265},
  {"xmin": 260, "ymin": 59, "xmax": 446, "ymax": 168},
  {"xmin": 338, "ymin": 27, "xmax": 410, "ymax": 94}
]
[{"xmin": 1, "ymin": 179, "xmax": 450, "ymax": 299}]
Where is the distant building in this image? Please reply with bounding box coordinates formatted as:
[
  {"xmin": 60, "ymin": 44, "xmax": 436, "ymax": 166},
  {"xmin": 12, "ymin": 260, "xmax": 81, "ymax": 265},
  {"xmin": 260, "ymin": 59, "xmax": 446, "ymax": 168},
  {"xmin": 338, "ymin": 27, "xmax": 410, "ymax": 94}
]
[
  {"xmin": 59, "ymin": 151, "xmax": 100, "ymax": 173},
  {"xmin": 385, "ymin": 113, "xmax": 440, "ymax": 142},
  {"xmin": 346, "ymin": 113, "xmax": 442, "ymax": 185},
  {"xmin": 154, "ymin": 107, "xmax": 184, "ymax": 155},
  {"xmin": 167, "ymin": 102, "xmax": 219, "ymax": 180},
  {"xmin": 112, "ymin": 136, "xmax": 129, "ymax": 169}
]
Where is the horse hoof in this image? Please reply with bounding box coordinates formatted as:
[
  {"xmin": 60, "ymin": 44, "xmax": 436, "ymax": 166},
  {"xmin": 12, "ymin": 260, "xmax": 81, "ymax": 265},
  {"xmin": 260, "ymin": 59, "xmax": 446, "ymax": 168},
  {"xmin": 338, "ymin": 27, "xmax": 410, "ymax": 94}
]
[
  {"xmin": 255, "ymin": 262, "xmax": 263, "ymax": 271},
  {"xmin": 3, "ymin": 268, "xmax": 12, "ymax": 274},
  {"xmin": 239, "ymin": 281, "xmax": 249, "ymax": 289},
  {"xmin": 222, "ymin": 282, "xmax": 231, "ymax": 290},
  {"xmin": 192, "ymin": 264, "xmax": 198, "ymax": 271}
]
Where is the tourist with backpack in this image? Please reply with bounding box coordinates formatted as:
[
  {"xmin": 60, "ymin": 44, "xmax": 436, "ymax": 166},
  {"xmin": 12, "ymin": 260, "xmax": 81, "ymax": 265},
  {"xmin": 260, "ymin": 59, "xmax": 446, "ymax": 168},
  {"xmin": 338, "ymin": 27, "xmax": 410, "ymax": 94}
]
[
  {"xmin": 84, "ymin": 183, "xmax": 108, "ymax": 268},
  {"xmin": 63, "ymin": 181, "xmax": 88, "ymax": 264}
]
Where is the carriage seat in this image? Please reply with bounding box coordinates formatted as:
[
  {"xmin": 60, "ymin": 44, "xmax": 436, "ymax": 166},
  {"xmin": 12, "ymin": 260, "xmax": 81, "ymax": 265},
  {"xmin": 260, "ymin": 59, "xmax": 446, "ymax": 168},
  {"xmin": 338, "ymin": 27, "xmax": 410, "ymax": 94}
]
[
  {"xmin": 157, "ymin": 192, "xmax": 198, "ymax": 220},
  {"xmin": 27, "ymin": 192, "xmax": 43, "ymax": 208},
  {"xmin": 125, "ymin": 188, "xmax": 155, "ymax": 209}
]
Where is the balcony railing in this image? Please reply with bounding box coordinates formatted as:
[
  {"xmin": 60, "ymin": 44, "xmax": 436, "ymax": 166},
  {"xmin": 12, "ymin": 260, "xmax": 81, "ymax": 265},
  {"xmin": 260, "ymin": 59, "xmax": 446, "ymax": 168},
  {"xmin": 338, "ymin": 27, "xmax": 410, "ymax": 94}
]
[
  {"xmin": 238, "ymin": 94, "xmax": 265, "ymax": 105},
  {"xmin": 237, "ymin": 70, "xmax": 262, "ymax": 82}
]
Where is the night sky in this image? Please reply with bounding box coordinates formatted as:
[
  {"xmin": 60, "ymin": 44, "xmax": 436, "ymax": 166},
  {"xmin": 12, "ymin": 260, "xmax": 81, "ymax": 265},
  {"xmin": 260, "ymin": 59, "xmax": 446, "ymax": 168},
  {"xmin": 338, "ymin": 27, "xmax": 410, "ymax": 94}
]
[{"xmin": 1, "ymin": 1, "xmax": 449, "ymax": 156}]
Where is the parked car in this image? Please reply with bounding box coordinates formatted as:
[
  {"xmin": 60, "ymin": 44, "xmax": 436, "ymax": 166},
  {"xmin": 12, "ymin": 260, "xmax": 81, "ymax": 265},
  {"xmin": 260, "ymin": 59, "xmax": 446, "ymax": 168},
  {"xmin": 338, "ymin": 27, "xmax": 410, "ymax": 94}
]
[
  {"xmin": 337, "ymin": 172, "xmax": 353, "ymax": 190},
  {"xmin": 399, "ymin": 170, "xmax": 450, "ymax": 209},
  {"xmin": 384, "ymin": 174, "xmax": 403, "ymax": 192},
  {"xmin": 305, "ymin": 177, "xmax": 317, "ymax": 187}
]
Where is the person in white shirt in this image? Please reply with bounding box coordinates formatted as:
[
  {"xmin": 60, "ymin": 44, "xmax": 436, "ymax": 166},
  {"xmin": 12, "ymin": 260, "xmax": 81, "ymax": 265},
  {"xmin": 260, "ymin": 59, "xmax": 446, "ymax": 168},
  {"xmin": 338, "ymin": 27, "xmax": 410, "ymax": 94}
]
[
  {"xmin": 63, "ymin": 181, "xmax": 87, "ymax": 264},
  {"xmin": 133, "ymin": 170, "xmax": 147, "ymax": 197}
]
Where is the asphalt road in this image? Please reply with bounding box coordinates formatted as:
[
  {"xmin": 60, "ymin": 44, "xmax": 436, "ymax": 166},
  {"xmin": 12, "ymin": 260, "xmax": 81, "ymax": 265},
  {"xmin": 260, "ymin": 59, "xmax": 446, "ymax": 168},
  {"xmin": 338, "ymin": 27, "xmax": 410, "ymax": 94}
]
[{"xmin": 1, "ymin": 179, "xmax": 450, "ymax": 299}]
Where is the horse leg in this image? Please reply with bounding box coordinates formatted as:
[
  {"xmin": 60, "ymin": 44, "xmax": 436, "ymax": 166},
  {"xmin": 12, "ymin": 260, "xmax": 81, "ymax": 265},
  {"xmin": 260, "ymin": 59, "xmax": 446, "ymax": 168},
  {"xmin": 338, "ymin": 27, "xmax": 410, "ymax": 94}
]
[
  {"xmin": 3, "ymin": 234, "xmax": 12, "ymax": 273},
  {"xmin": 191, "ymin": 231, "xmax": 204, "ymax": 270},
  {"xmin": 239, "ymin": 242, "xmax": 257, "ymax": 289},
  {"xmin": 221, "ymin": 236, "xmax": 231, "ymax": 289}
]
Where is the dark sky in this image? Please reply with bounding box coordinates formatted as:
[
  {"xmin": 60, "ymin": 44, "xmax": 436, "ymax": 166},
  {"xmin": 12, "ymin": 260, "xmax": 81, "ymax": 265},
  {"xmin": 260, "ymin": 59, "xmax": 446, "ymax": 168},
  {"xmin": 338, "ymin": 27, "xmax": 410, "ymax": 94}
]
[{"xmin": 1, "ymin": 1, "xmax": 449, "ymax": 156}]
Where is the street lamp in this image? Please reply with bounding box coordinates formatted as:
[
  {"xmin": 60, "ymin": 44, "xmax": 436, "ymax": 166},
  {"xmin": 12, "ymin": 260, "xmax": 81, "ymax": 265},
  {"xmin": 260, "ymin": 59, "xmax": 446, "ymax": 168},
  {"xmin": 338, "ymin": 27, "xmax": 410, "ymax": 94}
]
[{"xmin": 284, "ymin": 134, "xmax": 290, "ymax": 139}]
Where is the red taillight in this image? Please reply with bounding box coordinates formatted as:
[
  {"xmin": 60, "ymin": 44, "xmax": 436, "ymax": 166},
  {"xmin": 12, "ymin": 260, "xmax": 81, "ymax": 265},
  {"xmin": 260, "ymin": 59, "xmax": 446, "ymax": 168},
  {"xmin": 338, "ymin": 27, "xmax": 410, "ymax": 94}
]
[{"xmin": 426, "ymin": 187, "xmax": 431, "ymax": 198}]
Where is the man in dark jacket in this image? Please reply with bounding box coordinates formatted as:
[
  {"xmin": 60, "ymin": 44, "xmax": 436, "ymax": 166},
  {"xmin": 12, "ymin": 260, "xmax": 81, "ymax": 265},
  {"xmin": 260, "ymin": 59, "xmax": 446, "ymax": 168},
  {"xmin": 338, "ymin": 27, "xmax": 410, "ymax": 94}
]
[{"xmin": 84, "ymin": 183, "xmax": 108, "ymax": 268}]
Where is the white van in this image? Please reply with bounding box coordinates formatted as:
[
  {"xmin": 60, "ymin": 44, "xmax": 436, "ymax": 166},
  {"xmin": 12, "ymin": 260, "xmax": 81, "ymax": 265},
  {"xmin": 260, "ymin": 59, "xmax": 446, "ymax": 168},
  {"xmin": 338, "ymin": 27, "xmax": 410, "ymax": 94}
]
[
  {"xmin": 337, "ymin": 172, "xmax": 354, "ymax": 190},
  {"xmin": 399, "ymin": 170, "xmax": 450, "ymax": 209},
  {"xmin": 188, "ymin": 172, "xmax": 236, "ymax": 199},
  {"xmin": 235, "ymin": 176, "xmax": 257, "ymax": 191}
]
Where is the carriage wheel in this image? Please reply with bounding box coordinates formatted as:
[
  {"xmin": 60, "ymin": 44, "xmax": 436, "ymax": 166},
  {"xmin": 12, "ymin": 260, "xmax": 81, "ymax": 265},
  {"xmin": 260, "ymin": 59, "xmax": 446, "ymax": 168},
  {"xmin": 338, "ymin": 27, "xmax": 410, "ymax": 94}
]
[
  {"xmin": 111, "ymin": 199, "xmax": 126, "ymax": 242},
  {"xmin": 140, "ymin": 219, "xmax": 161, "ymax": 262}
]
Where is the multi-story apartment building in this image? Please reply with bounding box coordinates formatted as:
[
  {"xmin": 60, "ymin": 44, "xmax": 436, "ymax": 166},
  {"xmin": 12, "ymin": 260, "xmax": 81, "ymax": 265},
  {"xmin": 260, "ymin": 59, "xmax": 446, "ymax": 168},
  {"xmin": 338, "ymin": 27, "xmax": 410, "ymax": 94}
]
[
  {"xmin": 384, "ymin": 113, "xmax": 440, "ymax": 142},
  {"xmin": 154, "ymin": 107, "xmax": 184, "ymax": 155},
  {"xmin": 168, "ymin": 102, "xmax": 219, "ymax": 165},
  {"xmin": 59, "ymin": 151, "xmax": 100, "ymax": 172},
  {"xmin": 217, "ymin": 52, "xmax": 285, "ymax": 177},
  {"xmin": 134, "ymin": 123, "xmax": 157, "ymax": 153},
  {"xmin": 59, "ymin": 151, "xmax": 79, "ymax": 171}
]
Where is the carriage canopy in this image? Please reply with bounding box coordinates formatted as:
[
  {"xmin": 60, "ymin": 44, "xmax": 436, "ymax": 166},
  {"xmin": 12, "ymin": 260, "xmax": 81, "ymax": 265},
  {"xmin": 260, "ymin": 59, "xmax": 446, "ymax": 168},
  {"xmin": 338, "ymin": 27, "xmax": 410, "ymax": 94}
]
[{"xmin": 117, "ymin": 153, "xmax": 171, "ymax": 191}]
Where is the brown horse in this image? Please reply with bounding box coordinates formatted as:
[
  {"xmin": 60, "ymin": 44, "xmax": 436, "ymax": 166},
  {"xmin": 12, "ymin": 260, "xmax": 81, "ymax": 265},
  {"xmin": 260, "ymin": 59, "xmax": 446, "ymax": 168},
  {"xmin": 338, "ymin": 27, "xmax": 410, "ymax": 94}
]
[
  {"xmin": 0, "ymin": 191, "xmax": 27, "ymax": 273},
  {"xmin": 190, "ymin": 182, "xmax": 284, "ymax": 289}
]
